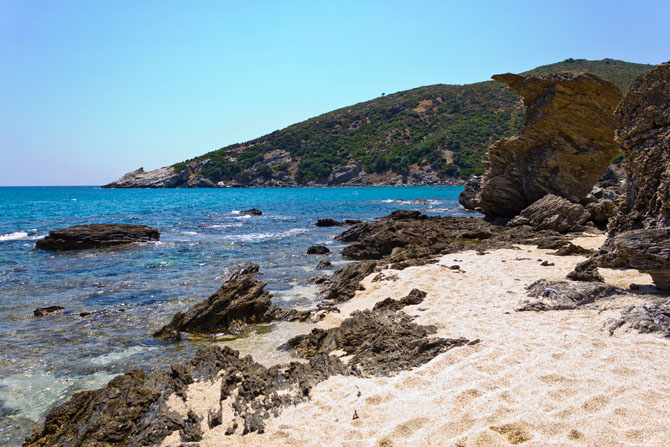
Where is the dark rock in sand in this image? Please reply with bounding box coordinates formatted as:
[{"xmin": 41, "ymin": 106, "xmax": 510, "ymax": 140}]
[
  {"xmin": 307, "ymin": 245, "xmax": 330, "ymax": 255},
  {"xmin": 598, "ymin": 228, "xmax": 670, "ymax": 290},
  {"xmin": 609, "ymin": 63, "xmax": 670, "ymax": 233},
  {"xmin": 567, "ymin": 259, "xmax": 605, "ymax": 282},
  {"xmin": 153, "ymin": 263, "xmax": 306, "ymax": 341},
  {"xmin": 283, "ymin": 289, "xmax": 469, "ymax": 376},
  {"xmin": 318, "ymin": 261, "xmax": 377, "ymax": 304},
  {"xmin": 240, "ymin": 209, "xmax": 262, "ymax": 216},
  {"xmin": 478, "ymin": 72, "xmax": 622, "ymax": 218},
  {"xmin": 35, "ymin": 224, "xmax": 159, "ymax": 251},
  {"xmin": 518, "ymin": 279, "xmax": 618, "ymax": 311},
  {"xmin": 33, "ymin": 306, "xmax": 65, "ymax": 317},
  {"xmin": 315, "ymin": 218, "xmax": 343, "ymax": 227},
  {"xmin": 459, "ymin": 175, "xmax": 481, "ymax": 210},
  {"xmin": 507, "ymin": 194, "xmax": 591, "ymax": 234},
  {"xmin": 605, "ymin": 300, "xmax": 670, "ymax": 337},
  {"xmin": 316, "ymin": 259, "xmax": 333, "ymax": 270}
]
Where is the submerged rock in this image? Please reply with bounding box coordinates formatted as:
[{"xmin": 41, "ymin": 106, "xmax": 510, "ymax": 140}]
[
  {"xmin": 33, "ymin": 306, "xmax": 65, "ymax": 317},
  {"xmin": 307, "ymin": 245, "xmax": 330, "ymax": 255},
  {"xmin": 35, "ymin": 224, "xmax": 160, "ymax": 251},
  {"xmin": 608, "ymin": 63, "xmax": 670, "ymax": 233},
  {"xmin": 240, "ymin": 209, "xmax": 262, "ymax": 216},
  {"xmin": 508, "ymin": 194, "xmax": 591, "ymax": 233},
  {"xmin": 478, "ymin": 72, "xmax": 622, "ymax": 218},
  {"xmin": 316, "ymin": 259, "xmax": 333, "ymax": 270},
  {"xmin": 315, "ymin": 218, "xmax": 343, "ymax": 227}
]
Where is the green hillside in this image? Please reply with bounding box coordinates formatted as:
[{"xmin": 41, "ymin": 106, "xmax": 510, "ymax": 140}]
[{"xmin": 175, "ymin": 59, "xmax": 653, "ymax": 185}]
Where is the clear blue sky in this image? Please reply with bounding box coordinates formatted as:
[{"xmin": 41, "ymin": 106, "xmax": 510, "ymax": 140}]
[{"xmin": 1, "ymin": 0, "xmax": 668, "ymax": 185}]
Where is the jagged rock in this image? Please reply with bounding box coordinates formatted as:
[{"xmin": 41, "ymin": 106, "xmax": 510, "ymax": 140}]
[
  {"xmin": 508, "ymin": 194, "xmax": 591, "ymax": 233},
  {"xmin": 35, "ymin": 224, "xmax": 160, "ymax": 251},
  {"xmin": 586, "ymin": 199, "xmax": 616, "ymax": 226},
  {"xmin": 459, "ymin": 175, "xmax": 481, "ymax": 210},
  {"xmin": 605, "ymin": 300, "xmax": 670, "ymax": 337},
  {"xmin": 328, "ymin": 165, "xmax": 362, "ymax": 185},
  {"xmin": 318, "ymin": 261, "xmax": 377, "ymax": 304},
  {"xmin": 316, "ymin": 259, "xmax": 332, "ymax": 270},
  {"xmin": 102, "ymin": 166, "xmax": 187, "ymax": 188},
  {"xmin": 33, "ymin": 306, "xmax": 65, "ymax": 317},
  {"xmin": 567, "ymin": 259, "xmax": 604, "ymax": 282},
  {"xmin": 518, "ymin": 279, "xmax": 618, "ymax": 311},
  {"xmin": 283, "ymin": 290, "xmax": 469, "ymax": 376},
  {"xmin": 598, "ymin": 228, "xmax": 670, "ymax": 289},
  {"xmin": 315, "ymin": 219, "xmax": 343, "ymax": 227},
  {"xmin": 372, "ymin": 289, "xmax": 427, "ymax": 312},
  {"xmin": 240, "ymin": 209, "xmax": 262, "ymax": 215},
  {"xmin": 307, "ymin": 245, "xmax": 330, "ymax": 255},
  {"xmin": 609, "ymin": 63, "xmax": 670, "ymax": 233},
  {"xmin": 153, "ymin": 263, "xmax": 304, "ymax": 341},
  {"xmin": 478, "ymin": 72, "xmax": 622, "ymax": 218}
]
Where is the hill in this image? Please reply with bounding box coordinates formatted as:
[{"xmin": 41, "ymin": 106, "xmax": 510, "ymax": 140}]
[{"xmin": 104, "ymin": 59, "xmax": 653, "ymax": 188}]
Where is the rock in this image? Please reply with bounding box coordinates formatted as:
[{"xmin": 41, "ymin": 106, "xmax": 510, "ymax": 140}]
[
  {"xmin": 343, "ymin": 219, "xmax": 362, "ymax": 225},
  {"xmin": 35, "ymin": 224, "xmax": 160, "ymax": 251},
  {"xmin": 609, "ymin": 63, "xmax": 670, "ymax": 233},
  {"xmin": 33, "ymin": 306, "xmax": 64, "ymax": 317},
  {"xmin": 315, "ymin": 219, "xmax": 344, "ymax": 227},
  {"xmin": 586, "ymin": 199, "xmax": 616, "ymax": 226},
  {"xmin": 598, "ymin": 228, "xmax": 670, "ymax": 289},
  {"xmin": 508, "ymin": 194, "xmax": 591, "ymax": 233},
  {"xmin": 307, "ymin": 245, "xmax": 330, "ymax": 255},
  {"xmin": 567, "ymin": 259, "xmax": 604, "ymax": 282},
  {"xmin": 240, "ymin": 209, "xmax": 262, "ymax": 215},
  {"xmin": 478, "ymin": 72, "xmax": 623, "ymax": 218},
  {"xmin": 459, "ymin": 175, "xmax": 481, "ymax": 210},
  {"xmin": 153, "ymin": 263, "xmax": 296, "ymax": 341},
  {"xmin": 316, "ymin": 260, "xmax": 333, "ymax": 270},
  {"xmin": 372, "ymin": 289, "xmax": 427, "ymax": 312},
  {"xmin": 103, "ymin": 160, "xmax": 214, "ymax": 188},
  {"xmin": 318, "ymin": 261, "xmax": 377, "ymax": 305},
  {"xmin": 282, "ymin": 296, "xmax": 469, "ymax": 377},
  {"xmin": 518, "ymin": 279, "xmax": 618, "ymax": 311},
  {"xmin": 328, "ymin": 165, "xmax": 362, "ymax": 185},
  {"xmin": 605, "ymin": 300, "xmax": 670, "ymax": 337}
]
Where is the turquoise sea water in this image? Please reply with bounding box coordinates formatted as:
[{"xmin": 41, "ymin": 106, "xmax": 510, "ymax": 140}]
[{"xmin": 0, "ymin": 185, "xmax": 468, "ymax": 445}]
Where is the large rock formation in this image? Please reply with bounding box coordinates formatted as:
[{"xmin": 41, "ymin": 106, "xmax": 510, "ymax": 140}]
[
  {"xmin": 153, "ymin": 263, "xmax": 306, "ymax": 341},
  {"xmin": 458, "ymin": 175, "xmax": 481, "ymax": 210},
  {"xmin": 478, "ymin": 72, "xmax": 623, "ymax": 218},
  {"xmin": 35, "ymin": 224, "xmax": 159, "ymax": 251},
  {"xmin": 608, "ymin": 63, "xmax": 670, "ymax": 233},
  {"xmin": 102, "ymin": 160, "xmax": 214, "ymax": 188},
  {"xmin": 508, "ymin": 194, "xmax": 591, "ymax": 233}
]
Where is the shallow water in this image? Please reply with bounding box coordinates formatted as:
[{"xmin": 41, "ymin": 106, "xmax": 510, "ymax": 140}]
[{"xmin": 0, "ymin": 185, "xmax": 469, "ymax": 445}]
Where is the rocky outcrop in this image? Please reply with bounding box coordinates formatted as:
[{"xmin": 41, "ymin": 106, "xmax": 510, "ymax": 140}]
[
  {"xmin": 153, "ymin": 263, "xmax": 307, "ymax": 341},
  {"xmin": 605, "ymin": 300, "xmax": 670, "ymax": 337},
  {"xmin": 598, "ymin": 228, "xmax": 670, "ymax": 289},
  {"xmin": 518, "ymin": 279, "xmax": 618, "ymax": 311},
  {"xmin": 307, "ymin": 245, "xmax": 330, "ymax": 255},
  {"xmin": 608, "ymin": 63, "xmax": 670, "ymax": 233},
  {"xmin": 35, "ymin": 224, "xmax": 159, "ymax": 251},
  {"xmin": 102, "ymin": 159, "xmax": 214, "ymax": 188},
  {"xmin": 459, "ymin": 175, "xmax": 481, "ymax": 210},
  {"xmin": 327, "ymin": 165, "xmax": 363, "ymax": 185},
  {"xmin": 478, "ymin": 72, "xmax": 623, "ymax": 218},
  {"xmin": 317, "ymin": 261, "xmax": 378, "ymax": 305},
  {"xmin": 315, "ymin": 218, "xmax": 344, "ymax": 227},
  {"xmin": 508, "ymin": 194, "xmax": 591, "ymax": 233}
]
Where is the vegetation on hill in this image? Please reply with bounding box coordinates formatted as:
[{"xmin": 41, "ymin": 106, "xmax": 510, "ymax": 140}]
[{"xmin": 174, "ymin": 59, "xmax": 653, "ymax": 185}]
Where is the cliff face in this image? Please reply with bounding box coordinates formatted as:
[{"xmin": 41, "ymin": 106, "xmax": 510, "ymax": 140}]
[
  {"xmin": 478, "ymin": 72, "xmax": 623, "ymax": 218},
  {"xmin": 608, "ymin": 62, "xmax": 670, "ymax": 232}
]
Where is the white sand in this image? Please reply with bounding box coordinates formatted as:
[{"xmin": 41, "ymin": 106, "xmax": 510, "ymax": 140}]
[{"xmin": 165, "ymin": 237, "xmax": 670, "ymax": 447}]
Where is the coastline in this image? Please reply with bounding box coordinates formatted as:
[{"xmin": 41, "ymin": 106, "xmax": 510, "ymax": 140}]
[{"xmin": 162, "ymin": 235, "xmax": 670, "ymax": 446}]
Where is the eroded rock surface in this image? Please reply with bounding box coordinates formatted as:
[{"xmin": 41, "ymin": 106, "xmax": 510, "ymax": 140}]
[
  {"xmin": 35, "ymin": 224, "xmax": 159, "ymax": 251},
  {"xmin": 478, "ymin": 72, "xmax": 622, "ymax": 218},
  {"xmin": 153, "ymin": 263, "xmax": 307, "ymax": 341},
  {"xmin": 508, "ymin": 194, "xmax": 591, "ymax": 233},
  {"xmin": 317, "ymin": 261, "xmax": 378, "ymax": 305},
  {"xmin": 518, "ymin": 279, "xmax": 618, "ymax": 311},
  {"xmin": 609, "ymin": 63, "xmax": 670, "ymax": 233},
  {"xmin": 458, "ymin": 175, "xmax": 481, "ymax": 210},
  {"xmin": 605, "ymin": 300, "xmax": 670, "ymax": 337}
]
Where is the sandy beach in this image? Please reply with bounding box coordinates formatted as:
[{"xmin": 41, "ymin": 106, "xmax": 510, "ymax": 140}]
[{"xmin": 158, "ymin": 234, "xmax": 670, "ymax": 446}]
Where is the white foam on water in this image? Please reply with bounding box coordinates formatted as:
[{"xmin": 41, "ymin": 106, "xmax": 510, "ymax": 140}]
[
  {"xmin": 89, "ymin": 345, "xmax": 157, "ymax": 366},
  {"xmin": 219, "ymin": 228, "xmax": 309, "ymax": 242},
  {"xmin": 0, "ymin": 231, "xmax": 28, "ymax": 242}
]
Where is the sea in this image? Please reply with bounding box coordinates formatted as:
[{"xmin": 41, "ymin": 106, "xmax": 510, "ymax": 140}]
[{"xmin": 0, "ymin": 185, "xmax": 469, "ymax": 445}]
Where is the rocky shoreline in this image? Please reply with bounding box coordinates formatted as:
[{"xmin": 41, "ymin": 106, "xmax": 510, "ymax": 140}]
[{"xmin": 24, "ymin": 64, "xmax": 670, "ymax": 446}]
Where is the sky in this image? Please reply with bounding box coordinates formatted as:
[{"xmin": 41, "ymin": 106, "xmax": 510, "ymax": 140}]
[{"xmin": 1, "ymin": 0, "xmax": 668, "ymax": 186}]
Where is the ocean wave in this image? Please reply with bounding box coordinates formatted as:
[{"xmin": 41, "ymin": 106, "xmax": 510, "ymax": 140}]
[
  {"xmin": 0, "ymin": 231, "xmax": 42, "ymax": 242},
  {"xmin": 380, "ymin": 199, "xmax": 441, "ymax": 205},
  {"xmin": 220, "ymin": 228, "xmax": 309, "ymax": 243},
  {"xmin": 198, "ymin": 223, "xmax": 243, "ymax": 229}
]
